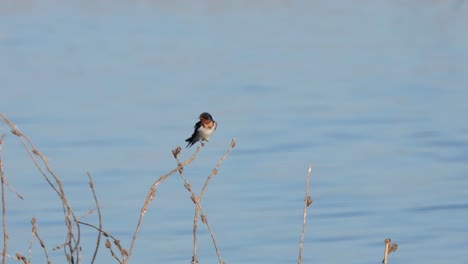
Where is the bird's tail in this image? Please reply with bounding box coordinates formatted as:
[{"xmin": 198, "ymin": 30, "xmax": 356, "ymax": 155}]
[{"xmin": 185, "ymin": 137, "xmax": 195, "ymax": 148}]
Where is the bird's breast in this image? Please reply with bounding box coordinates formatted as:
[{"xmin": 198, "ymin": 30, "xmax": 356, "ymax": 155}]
[{"xmin": 197, "ymin": 125, "xmax": 215, "ymax": 140}]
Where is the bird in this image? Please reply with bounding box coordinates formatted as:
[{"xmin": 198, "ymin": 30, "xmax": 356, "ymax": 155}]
[{"xmin": 185, "ymin": 112, "xmax": 217, "ymax": 148}]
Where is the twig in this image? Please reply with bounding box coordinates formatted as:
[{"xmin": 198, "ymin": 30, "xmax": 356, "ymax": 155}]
[
  {"xmin": 31, "ymin": 218, "xmax": 51, "ymax": 264},
  {"xmin": 191, "ymin": 138, "xmax": 236, "ymax": 263},
  {"xmin": 0, "ymin": 114, "xmax": 60, "ymax": 196},
  {"xmin": 173, "ymin": 140, "xmax": 235, "ymax": 264},
  {"xmin": 123, "ymin": 145, "xmax": 203, "ymax": 264},
  {"xmin": 298, "ymin": 164, "xmax": 312, "ymax": 264},
  {"xmin": 105, "ymin": 239, "xmax": 123, "ymax": 264},
  {"xmin": 113, "ymin": 239, "xmax": 127, "ymax": 260},
  {"xmin": 198, "ymin": 138, "xmax": 236, "ymax": 199},
  {"xmin": 0, "ymin": 133, "xmax": 8, "ymax": 264},
  {"xmin": 1, "ymin": 253, "xmax": 27, "ymax": 263},
  {"xmin": 77, "ymin": 221, "xmax": 119, "ymax": 242},
  {"xmin": 382, "ymin": 238, "xmax": 398, "ymax": 264},
  {"xmin": 14, "ymin": 253, "xmax": 29, "ymax": 264},
  {"xmin": 0, "ymin": 114, "xmax": 81, "ymax": 263},
  {"xmin": 77, "ymin": 210, "xmax": 94, "ymax": 221},
  {"xmin": 28, "ymin": 223, "xmax": 34, "ymax": 261},
  {"xmin": 3, "ymin": 181, "xmax": 23, "ymax": 200},
  {"xmin": 77, "ymin": 219, "xmax": 125, "ymax": 262},
  {"xmin": 87, "ymin": 172, "xmax": 102, "ymax": 264}
]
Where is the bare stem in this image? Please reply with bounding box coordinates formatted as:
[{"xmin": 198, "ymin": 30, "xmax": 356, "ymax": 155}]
[
  {"xmin": 1, "ymin": 134, "xmax": 8, "ymax": 264},
  {"xmin": 0, "ymin": 114, "xmax": 81, "ymax": 263},
  {"xmin": 124, "ymin": 145, "xmax": 203, "ymax": 264},
  {"xmin": 298, "ymin": 164, "xmax": 312, "ymax": 264},
  {"xmin": 173, "ymin": 140, "xmax": 235, "ymax": 264},
  {"xmin": 31, "ymin": 218, "xmax": 51, "ymax": 264},
  {"xmin": 383, "ymin": 238, "xmax": 390, "ymax": 264},
  {"xmin": 87, "ymin": 172, "xmax": 102, "ymax": 264},
  {"xmin": 191, "ymin": 138, "xmax": 235, "ymax": 263},
  {"xmin": 198, "ymin": 138, "xmax": 236, "ymax": 199},
  {"xmin": 382, "ymin": 238, "xmax": 398, "ymax": 264}
]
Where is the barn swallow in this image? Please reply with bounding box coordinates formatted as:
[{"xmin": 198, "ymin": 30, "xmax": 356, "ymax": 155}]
[{"xmin": 185, "ymin": 112, "xmax": 217, "ymax": 148}]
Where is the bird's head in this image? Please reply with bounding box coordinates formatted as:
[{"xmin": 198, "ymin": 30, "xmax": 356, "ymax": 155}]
[{"xmin": 199, "ymin": 112, "xmax": 213, "ymax": 121}]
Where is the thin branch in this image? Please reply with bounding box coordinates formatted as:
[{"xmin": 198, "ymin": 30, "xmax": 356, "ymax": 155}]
[
  {"xmin": 78, "ymin": 217, "xmax": 126, "ymax": 261},
  {"xmin": 14, "ymin": 253, "xmax": 29, "ymax": 264},
  {"xmin": 3, "ymin": 181, "xmax": 23, "ymax": 200},
  {"xmin": 0, "ymin": 114, "xmax": 60, "ymax": 196},
  {"xmin": 77, "ymin": 210, "xmax": 94, "ymax": 221},
  {"xmin": 28, "ymin": 223, "xmax": 34, "ymax": 261},
  {"xmin": 87, "ymin": 172, "xmax": 102, "ymax": 264},
  {"xmin": 77, "ymin": 219, "xmax": 125, "ymax": 262},
  {"xmin": 298, "ymin": 164, "xmax": 312, "ymax": 264},
  {"xmin": 382, "ymin": 238, "xmax": 398, "ymax": 264},
  {"xmin": 76, "ymin": 221, "xmax": 118, "ymax": 241},
  {"xmin": 1, "ymin": 253, "xmax": 28, "ymax": 263},
  {"xmin": 0, "ymin": 133, "xmax": 8, "ymax": 264},
  {"xmin": 31, "ymin": 218, "xmax": 51, "ymax": 264},
  {"xmin": 198, "ymin": 138, "xmax": 236, "ymax": 200},
  {"xmin": 105, "ymin": 239, "xmax": 123, "ymax": 264},
  {"xmin": 0, "ymin": 114, "xmax": 81, "ymax": 263},
  {"xmin": 124, "ymin": 145, "xmax": 203, "ymax": 264},
  {"xmin": 190, "ymin": 138, "xmax": 235, "ymax": 263},
  {"xmin": 173, "ymin": 141, "xmax": 235, "ymax": 264}
]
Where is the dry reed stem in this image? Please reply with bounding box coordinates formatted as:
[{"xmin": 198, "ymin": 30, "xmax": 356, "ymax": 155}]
[
  {"xmin": 0, "ymin": 139, "xmax": 23, "ymax": 201},
  {"xmin": 77, "ymin": 219, "xmax": 125, "ymax": 262},
  {"xmin": 114, "ymin": 239, "xmax": 127, "ymax": 260},
  {"xmin": 31, "ymin": 217, "xmax": 51, "ymax": 264},
  {"xmin": 28, "ymin": 224, "xmax": 34, "ymax": 261},
  {"xmin": 77, "ymin": 221, "xmax": 120, "ymax": 242},
  {"xmin": 173, "ymin": 141, "xmax": 235, "ymax": 264},
  {"xmin": 190, "ymin": 138, "xmax": 236, "ymax": 263},
  {"xmin": 298, "ymin": 164, "xmax": 312, "ymax": 264},
  {"xmin": 173, "ymin": 155, "xmax": 204, "ymax": 263},
  {"xmin": 0, "ymin": 114, "xmax": 81, "ymax": 263},
  {"xmin": 383, "ymin": 239, "xmax": 389, "ymax": 264},
  {"xmin": 0, "ymin": 134, "xmax": 8, "ymax": 264},
  {"xmin": 2, "ymin": 180, "xmax": 23, "ymax": 200},
  {"xmin": 87, "ymin": 172, "xmax": 102, "ymax": 264},
  {"xmin": 198, "ymin": 138, "xmax": 236, "ymax": 200},
  {"xmin": 123, "ymin": 145, "xmax": 203, "ymax": 264},
  {"xmin": 77, "ymin": 210, "xmax": 94, "ymax": 221},
  {"xmin": 105, "ymin": 239, "xmax": 123, "ymax": 264},
  {"xmin": 15, "ymin": 253, "xmax": 29, "ymax": 264},
  {"xmin": 1, "ymin": 253, "xmax": 24, "ymax": 263},
  {"xmin": 382, "ymin": 238, "xmax": 398, "ymax": 264}
]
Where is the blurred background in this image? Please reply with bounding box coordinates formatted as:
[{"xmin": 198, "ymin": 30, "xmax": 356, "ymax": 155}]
[{"xmin": 1, "ymin": 1, "xmax": 467, "ymax": 263}]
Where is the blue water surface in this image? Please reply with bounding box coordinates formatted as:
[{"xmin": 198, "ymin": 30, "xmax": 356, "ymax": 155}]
[{"xmin": 1, "ymin": 1, "xmax": 468, "ymax": 263}]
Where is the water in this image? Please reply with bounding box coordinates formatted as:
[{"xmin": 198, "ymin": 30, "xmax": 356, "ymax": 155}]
[{"xmin": 1, "ymin": 1, "xmax": 468, "ymax": 263}]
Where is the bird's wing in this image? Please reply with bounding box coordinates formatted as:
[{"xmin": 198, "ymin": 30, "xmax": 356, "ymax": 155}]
[{"xmin": 193, "ymin": 121, "xmax": 202, "ymax": 129}]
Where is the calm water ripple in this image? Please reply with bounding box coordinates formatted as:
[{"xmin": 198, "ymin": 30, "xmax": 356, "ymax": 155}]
[{"xmin": 1, "ymin": 1, "xmax": 468, "ymax": 264}]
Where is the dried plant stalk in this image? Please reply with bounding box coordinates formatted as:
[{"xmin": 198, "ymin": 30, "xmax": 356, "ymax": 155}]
[
  {"xmin": 191, "ymin": 138, "xmax": 236, "ymax": 263},
  {"xmin": 199, "ymin": 138, "xmax": 236, "ymax": 199},
  {"xmin": 382, "ymin": 238, "xmax": 398, "ymax": 264},
  {"xmin": 1, "ymin": 134, "xmax": 8, "ymax": 264},
  {"xmin": 0, "ymin": 114, "xmax": 81, "ymax": 263},
  {"xmin": 15, "ymin": 253, "xmax": 28, "ymax": 264},
  {"xmin": 87, "ymin": 172, "xmax": 102, "ymax": 264},
  {"xmin": 172, "ymin": 140, "xmax": 235, "ymax": 264},
  {"xmin": 298, "ymin": 164, "xmax": 312, "ymax": 264},
  {"xmin": 123, "ymin": 145, "xmax": 203, "ymax": 264},
  {"xmin": 31, "ymin": 218, "xmax": 51, "ymax": 264},
  {"xmin": 106, "ymin": 239, "xmax": 123, "ymax": 264}
]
